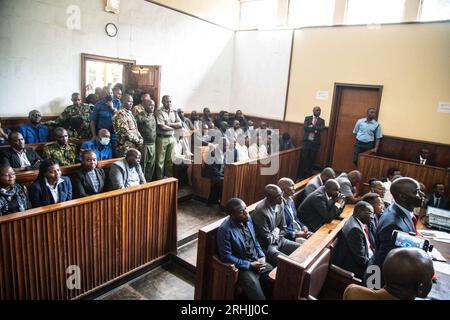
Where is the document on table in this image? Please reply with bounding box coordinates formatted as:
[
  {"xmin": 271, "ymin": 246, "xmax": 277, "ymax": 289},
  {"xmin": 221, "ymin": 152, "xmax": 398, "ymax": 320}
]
[
  {"xmin": 433, "ymin": 261, "xmax": 450, "ymax": 276},
  {"xmin": 418, "ymin": 229, "xmax": 450, "ymax": 244},
  {"xmin": 429, "ymin": 248, "xmax": 447, "ymax": 262}
]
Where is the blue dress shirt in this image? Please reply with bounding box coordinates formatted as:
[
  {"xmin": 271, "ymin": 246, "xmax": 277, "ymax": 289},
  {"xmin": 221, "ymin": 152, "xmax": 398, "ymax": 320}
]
[
  {"xmin": 18, "ymin": 123, "xmax": 49, "ymax": 144},
  {"xmin": 91, "ymin": 99, "xmax": 119, "ymax": 134},
  {"xmin": 353, "ymin": 118, "xmax": 382, "ymax": 143}
]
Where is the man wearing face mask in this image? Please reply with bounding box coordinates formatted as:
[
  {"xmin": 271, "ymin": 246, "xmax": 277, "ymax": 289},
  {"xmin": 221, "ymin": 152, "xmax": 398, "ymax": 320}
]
[
  {"xmin": 79, "ymin": 128, "xmax": 113, "ymax": 161},
  {"xmin": 18, "ymin": 110, "xmax": 50, "ymax": 144},
  {"xmin": 368, "ymin": 177, "xmax": 425, "ymax": 273}
]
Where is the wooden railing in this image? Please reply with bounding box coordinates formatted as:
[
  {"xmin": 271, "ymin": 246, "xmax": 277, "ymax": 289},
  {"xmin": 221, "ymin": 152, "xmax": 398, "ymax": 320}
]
[
  {"xmin": 358, "ymin": 153, "xmax": 450, "ymax": 197},
  {"xmin": 221, "ymin": 147, "xmax": 301, "ymax": 206},
  {"xmin": 194, "ymin": 176, "xmax": 314, "ymax": 300},
  {"xmin": 0, "ymin": 178, "xmax": 178, "ymax": 299}
]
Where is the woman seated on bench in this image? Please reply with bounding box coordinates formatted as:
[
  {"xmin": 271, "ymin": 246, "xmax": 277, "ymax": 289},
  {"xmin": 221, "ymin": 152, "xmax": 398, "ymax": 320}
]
[
  {"xmin": 0, "ymin": 165, "xmax": 29, "ymax": 215},
  {"xmin": 29, "ymin": 159, "xmax": 72, "ymax": 208}
]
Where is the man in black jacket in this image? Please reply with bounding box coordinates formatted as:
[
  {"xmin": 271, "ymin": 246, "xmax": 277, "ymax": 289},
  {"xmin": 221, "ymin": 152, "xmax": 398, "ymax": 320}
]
[
  {"xmin": 71, "ymin": 150, "xmax": 106, "ymax": 198},
  {"xmin": 298, "ymin": 179, "xmax": 345, "ymax": 232},
  {"xmin": 298, "ymin": 106, "xmax": 325, "ymax": 180},
  {"xmin": 0, "ymin": 132, "xmax": 42, "ymax": 171},
  {"xmin": 332, "ymin": 201, "xmax": 374, "ymax": 279}
]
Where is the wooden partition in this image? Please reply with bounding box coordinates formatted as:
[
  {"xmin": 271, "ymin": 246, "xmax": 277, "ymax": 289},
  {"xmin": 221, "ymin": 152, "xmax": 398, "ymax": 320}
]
[
  {"xmin": 221, "ymin": 147, "xmax": 301, "ymax": 206},
  {"xmin": 194, "ymin": 176, "xmax": 314, "ymax": 300},
  {"xmin": 358, "ymin": 153, "xmax": 450, "ymax": 197},
  {"xmin": 0, "ymin": 178, "xmax": 178, "ymax": 300},
  {"xmin": 271, "ymin": 205, "xmax": 354, "ymax": 300},
  {"xmin": 14, "ymin": 158, "xmax": 121, "ymax": 188}
]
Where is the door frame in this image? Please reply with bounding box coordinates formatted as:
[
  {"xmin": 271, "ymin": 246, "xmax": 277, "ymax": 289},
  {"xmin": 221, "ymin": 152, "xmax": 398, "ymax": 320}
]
[
  {"xmin": 81, "ymin": 53, "xmax": 136, "ymax": 100},
  {"xmin": 325, "ymin": 83, "xmax": 384, "ymax": 167}
]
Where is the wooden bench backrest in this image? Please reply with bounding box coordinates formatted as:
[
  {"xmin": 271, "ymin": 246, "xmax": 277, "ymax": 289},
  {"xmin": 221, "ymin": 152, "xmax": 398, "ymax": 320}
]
[
  {"xmin": 0, "ymin": 178, "xmax": 178, "ymax": 300},
  {"xmin": 272, "ymin": 205, "xmax": 354, "ymax": 300},
  {"xmin": 358, "ymin": 153, "xmax": 450, "ymax": 197},
  {"xmin": 194, "ymin": 177, "xmax": 314, "ymax": 300}
]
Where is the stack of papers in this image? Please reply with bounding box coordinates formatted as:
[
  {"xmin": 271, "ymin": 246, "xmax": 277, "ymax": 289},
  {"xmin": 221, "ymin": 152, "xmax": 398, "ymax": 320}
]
[{"xmin": 418, "ymin": 230, "xmax": 450, "ymax": 244}]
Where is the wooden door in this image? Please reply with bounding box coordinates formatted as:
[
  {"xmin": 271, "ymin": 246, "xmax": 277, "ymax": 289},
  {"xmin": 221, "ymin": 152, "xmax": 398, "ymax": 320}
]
[
  {"xmin": 124, "ymin": 65, "xmax": 161, "ymax": 107},
  {"xmin": 327, "ymin": 84, "xmax": 383, "ymax": 173}
]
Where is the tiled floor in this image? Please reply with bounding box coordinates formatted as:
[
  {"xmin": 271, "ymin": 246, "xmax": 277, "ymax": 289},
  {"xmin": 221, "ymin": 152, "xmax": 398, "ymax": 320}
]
[
  {"xmin": 177, "ymin": 199, "xmax": 225, "ymax": 240},
  {"xmin": 177, "ymin": 240, "xmax": 198, "ymax": 267},
  {"xmin": 97, "ymin": 263, "xmax": 195, "ymax": 300}
]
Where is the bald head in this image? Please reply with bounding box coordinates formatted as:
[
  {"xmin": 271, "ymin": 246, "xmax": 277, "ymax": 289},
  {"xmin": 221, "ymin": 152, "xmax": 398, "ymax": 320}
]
[
  {"xmin": 347, "ymin": 170, "xmax": 362, "ymax": 186},
  {"xmin": 320, "ymin": 167, "xmax": 336, "ymax": 183},
  {"xmin": 324, "ymin": 179, "xmax": 340, "ymax": 198},
  {"xmin": 265, "ymin": 184, "xmax": 283, "ymax": 206},
  {"xmin": 390, "ymin": 177, "xmax": 423, "ymax": 211},
  {"xmin": 125, "ymin": 148, "xmax": 141, "ymax": 168},
  {"xmin": 353, "ymin": 201, "xmax": 374, "ymax": 225},
  {"xmin": 383, "ymin": 247, "xmax": 434, "ymax": 300},
  {"xmin": 278, "ymin": 178, "xmax": 295, "ymax": 198}
]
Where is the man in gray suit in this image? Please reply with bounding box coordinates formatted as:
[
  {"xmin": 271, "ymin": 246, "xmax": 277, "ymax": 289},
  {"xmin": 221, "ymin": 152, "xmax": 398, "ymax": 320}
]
[
  {"xmin": 304, "ymin": 167, "xmax": 336, "ymax": 197},
  {"xmin": 298, "ymin": 179, "xmax": 346, "ymax": 232},
  {"xmin": 252, "ymin": 184, "xmax": 300, "ymax": 266},
  {"xmin": 109, "ymin": 148, "xmax": 146, "ymax": 190}
]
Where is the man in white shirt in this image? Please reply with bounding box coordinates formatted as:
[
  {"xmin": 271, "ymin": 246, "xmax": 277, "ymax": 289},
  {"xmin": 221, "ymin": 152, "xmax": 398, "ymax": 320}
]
[
  {"xmin": 235, "ymin": 134, "xmax": 250, "ymax": 162},
  {"xmin": 248, "ymin": 133, "xmax": 268, "ymax": 160},
  {"xmin": 381, "ymin": 167, "xmax": 401, "ymax": 205}
]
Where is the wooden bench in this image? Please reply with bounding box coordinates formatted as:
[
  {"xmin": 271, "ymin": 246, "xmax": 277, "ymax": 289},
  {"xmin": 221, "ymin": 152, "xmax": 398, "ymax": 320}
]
[
  {"xmin": 358, "ymin": 153, "xmax": 450, "ymax": 197},
  {"xmin": 221, "ymin": 147, "xmax": 301, "ymax": 206},
  {"xmin": 14, "ymin": 157, "xmax": 121, "ymax": 188},
  {"xmin": 271, "ymin": 205, "xmax": 356, "ymax": 300},
  {"xmin": 194, "ymin": 176, "xmax": 314, "ymax": 300},
  {"xmin": 0, "ymin": 178, "xmax": 178, "ymax": 300},
  {"xmin": 192, "ymin": 146, "xmax": 212, "ymax": 201}
]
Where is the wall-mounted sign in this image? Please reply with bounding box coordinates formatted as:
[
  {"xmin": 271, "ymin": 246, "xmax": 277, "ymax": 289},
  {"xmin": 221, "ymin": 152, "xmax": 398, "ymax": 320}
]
[
  {"xmin": 437, "ymin": 102, "xmax": 450, "ymax": 113},
  {"xmin": 316, "ymin": 91, "xmax": 328, "ymax": 100}
]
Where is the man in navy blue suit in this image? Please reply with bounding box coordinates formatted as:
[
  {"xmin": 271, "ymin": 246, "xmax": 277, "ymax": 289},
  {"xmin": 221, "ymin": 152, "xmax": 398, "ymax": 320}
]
[
  {"xmin": 278, "ymin": 177, "xmax": 313, "ymax": 241},
  {"xmin": 369, "ymin": 177, "xmax": 425, "ymax": 274},
  {"xmin": 217, "ymin": 198, "xmax": 273, "ymax": 300}
]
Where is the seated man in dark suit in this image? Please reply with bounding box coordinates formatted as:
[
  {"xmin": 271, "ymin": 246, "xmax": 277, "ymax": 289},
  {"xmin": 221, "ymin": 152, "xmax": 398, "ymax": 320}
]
[
  {"xmin": 1, "ymin": 132, "xmax": 42, "ymax": 171},
  {"xmin": 332, "ymin": 201, "xmax": 374, "ymax": 279},
  {"xmin": 344, "ymin": 247, "xmax": 434, "ymax": 300},
  {"xmin": 216, "ymin": 198, "xmax": 273, "ymax": 300},
  {"xmin": 361, "ymin": 192, "xmax": 385, "ymax": 250},
  {"xmin": 411, "ymin": 147, "xmax": 435, "ymax": 166},
  {"xmin": 426, "ymin": 182, "xmax": 449, "ymax": 210},
  {"xmin": 367, "ymin": 177, "xmax": 425, "ymax": 277},
  {"xmin": 304, "ymin": 167, "xmax": 336, "ymax": 197},
  {"xmin": 298, "ymin": 179, "xmax": 346, "ymax": 232},
  {"xmin": 277, "ymin": 178, "xmax": 313, "ymax": 242},
  {"xmin": 252, "ymin": 184, "xmax": 300, "ymax": 266},
  {"xmin": 71, "ymin": 150, "xmax": 106, "ymax": 198}
]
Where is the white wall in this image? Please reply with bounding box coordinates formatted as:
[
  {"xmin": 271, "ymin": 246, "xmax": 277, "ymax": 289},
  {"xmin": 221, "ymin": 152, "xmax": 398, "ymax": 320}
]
[
  {"xmin": 230, "ymin": 30, "xmax": 292, "ymax": 119},
  {"xmin": 0, "ymin": 0, "xmax": 234, "ymax": 116}
]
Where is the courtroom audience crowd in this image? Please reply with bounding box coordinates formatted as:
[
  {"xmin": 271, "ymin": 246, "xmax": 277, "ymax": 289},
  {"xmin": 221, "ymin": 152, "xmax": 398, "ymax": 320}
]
[{"xmin": 0, "ymin": 84, "xmax": 446, "ymax": 301}]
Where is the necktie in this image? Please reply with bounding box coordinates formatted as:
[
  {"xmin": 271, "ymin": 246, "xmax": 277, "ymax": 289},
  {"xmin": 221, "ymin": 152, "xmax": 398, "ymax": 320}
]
[
  {"xmin": 412, "ymin": 215, "xmax": 418, "ymax": 233},
  {"xmin": 363, "ymin": 226, "xmax": 374, "ymax": 251},
  {"xmin": 308, "ymin": 117, "xmax": 317, "ymax": 141},
  {"xmin": 435, "ymin": 197, "xmax": 440, "ymax": 208}
]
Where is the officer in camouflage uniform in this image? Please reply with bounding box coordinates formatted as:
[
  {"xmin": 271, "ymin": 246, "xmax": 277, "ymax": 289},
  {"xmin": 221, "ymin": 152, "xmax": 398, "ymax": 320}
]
[
  {"xmin": 135, "ymin": 94, "xmax": 157, "ymax": 181},
  {"xmin": 50, "ymin": 93, "xmax": 92, "ymax": 139},
  {"xmin": 112, "ymin": 94, "xmax": 143, "ymax": 157},
  {"xmin": 42, "ymin": 127, "xmax": 78, "ymax": 166}
]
